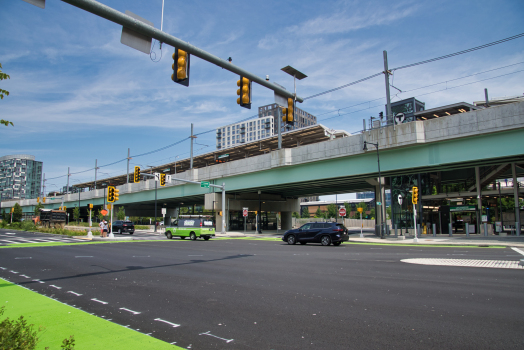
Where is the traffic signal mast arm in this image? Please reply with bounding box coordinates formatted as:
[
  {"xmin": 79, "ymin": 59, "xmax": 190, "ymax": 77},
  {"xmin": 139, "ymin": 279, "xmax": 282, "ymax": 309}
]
[{"xmin": 59, "ymin": 0, "xmax": 303, "ymax": 103}]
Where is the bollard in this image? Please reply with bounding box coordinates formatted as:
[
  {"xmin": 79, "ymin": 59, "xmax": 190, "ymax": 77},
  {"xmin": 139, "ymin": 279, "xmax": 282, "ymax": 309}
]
[
  {"xmin": 432, "ymin": 223, "xmax": 436, "ymax": 237},
  {"xmin": 517, "ymin": 221, "xmax": 521, "ymax": 237},
  {"xmin": 465, "ymin": 223, "xmax": 469, "ymax": 237},
  {"xmin": 483, "ymin": 223, "xmax": 488, "ymax": 236},
  {"xmin": 449, "ymin": 223, "xmax": 453, "ymax": 237},
  {"xmin": 417, "ymin": 224, "xmax": 421, "ymax": 238},
  {"xmin": 394, "ymin": 224, "xmax": 398, "ymax": 238}
]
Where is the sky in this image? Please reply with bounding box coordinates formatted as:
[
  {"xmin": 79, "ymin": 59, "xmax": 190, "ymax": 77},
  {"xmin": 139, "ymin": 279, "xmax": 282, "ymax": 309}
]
[{"xmin": 1, "ymin": 0, "xmax": 523, "ymax": 198}]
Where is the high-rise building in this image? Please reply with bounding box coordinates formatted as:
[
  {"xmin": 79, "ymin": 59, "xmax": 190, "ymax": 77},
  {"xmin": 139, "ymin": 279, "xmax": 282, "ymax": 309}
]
[
  {"xmin": 258, "ymin": 103, "xmax": 317, "ymax": 134},
  {"xmin": 0, "ymin": 155, "xmax": 42, "ymax": 200},
  {"xmin": 216, "ymin": 116, "xmax": 275, "ymax": 150}
]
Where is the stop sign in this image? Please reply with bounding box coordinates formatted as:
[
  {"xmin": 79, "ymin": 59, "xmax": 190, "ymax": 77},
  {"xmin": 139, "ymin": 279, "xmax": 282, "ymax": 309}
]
[
  {"xmin": 242, "ymin": 208, "xmax": 248, "ymax": 217},
  {"xmin": 339, "ymin": 207, "xmax": 346, "ymax": 217}
]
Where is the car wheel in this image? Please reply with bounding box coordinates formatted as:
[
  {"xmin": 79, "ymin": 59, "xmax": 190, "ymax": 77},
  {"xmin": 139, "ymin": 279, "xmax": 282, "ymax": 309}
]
[
  {"xmin": 333, "ymin": 242, "xmax": 341, "ymax": 246},
  {"xmin": 190, "ymin": 232, "xmax": 197, "ymax": 241},
  {"xmin": 300, "ymin": 242, "xmax": 306, "ymax": 245},
  {"xmin": 287, "ymin": 234, "xmax": 296, "ymax": 245},
  {"xmin": 203, "ymin": 236, "xmax": 210, "ymax": 241},
  {"xmin": 166, "ymin": 232, "xmax": 172, "ymax": 239},
  {"xmin": 321, "ymin": 235, "xmax": 331, "ymax": 246}
]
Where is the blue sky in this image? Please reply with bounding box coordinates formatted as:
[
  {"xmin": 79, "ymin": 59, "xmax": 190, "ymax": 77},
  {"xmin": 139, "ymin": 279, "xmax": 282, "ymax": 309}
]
[{"xmin": 1, "ymin": 0, "xmax": 523, "ymax": 196}]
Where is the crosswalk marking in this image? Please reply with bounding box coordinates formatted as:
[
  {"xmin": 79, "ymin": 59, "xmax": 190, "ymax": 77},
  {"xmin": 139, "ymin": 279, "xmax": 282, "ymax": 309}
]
[{"xmin": 402, "ymin": 258, "xmax": 524, "ymax": 269}]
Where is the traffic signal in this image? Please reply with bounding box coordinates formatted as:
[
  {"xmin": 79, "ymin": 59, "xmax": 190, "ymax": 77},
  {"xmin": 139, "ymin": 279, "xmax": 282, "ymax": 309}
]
[
  {"xmin": 134, "ymin": 166, "xmax": 141, "ymax": 183},
  {"xmin": 282, "ymin": 97, "xmax": 294, "ymax": 125},
  {"xmin": 412, "ymin": 186, "xmax": 419, "ymax": 204},
  {"xmin": 11, "ymin": 207, "xmax": 14, "ymax": 213},
  {"xmin": 171, "ymin": 48, "xmax": 190, "ymax": 86},
  {"xmin": 88, "ymin": 203, "xmax": 93, "ymax": 210},
  {"xmin": 37, "ymin": 197, "xmax": 40, "ymax": 203},
  {"xmin": 160, "ymin": 173, "xmax": 166, "ymax": 186},
  {"xmin": 63, "ymin": 206, "xmax": 67, "ymax": 211},
  {"xmin": 107, "ymin": 186, "xmax": 115, "ymax": 202},
  {"xmin": 236, "ymin": 77, "xmax": 251, "ymax": 109},
  {"xmin": 114, "ymin": 188, "xmax": 120, "ymax": 202},
  {"xmin": 43, "ymin": 197, "xmax": 46, "ymax": 203}
]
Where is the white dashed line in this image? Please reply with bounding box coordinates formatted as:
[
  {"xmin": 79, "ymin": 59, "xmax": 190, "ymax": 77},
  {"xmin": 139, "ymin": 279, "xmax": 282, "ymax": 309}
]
[
  {"xmin": 91, "ymin": 298, "xmax": 108, "ymax": 305},
  {"xmin": 75, "ymin": 256, "xmax": 93, "ymax": 258},
  {"xmin": 15, "ymin": 257, "xmax": 32, "ymax": 259},
  {"xmin": 402, "ymin": 258, "xmax": 524, "ymax": 269},
  {"xmin": 0, "ymin": 267, "xmax": 6, "ymax": 270},
  {"xmin": 19, "ymin": 275, "xmax": 30, "ymax": 278},
  {"xmin": 199, "ymin": 331, "xmax": 234, "ymax": 343},
  {"xmin": 188, "ymin": 255, "xmax": 203, "ymax": 256},
  {"xmin": 120, "ymin": 307, "xmax": 141, "ymax": 315},
  {"xmin": 9, "ymin": 270, "xmax": 19, "ymax": 274},
  {"xmin": 50, "ymin": 285, "xmax": 62, "ymax": 290},
  {"xmin": 5, "ymin": 233, "xmax": 15, "ymax": 235},
  {"xmin": 132, "ymin": 256, "xmax": 150, "ymax": 258},
  {"xmin": 67, "ymin": 291, "xmax": 83, "ymax": 296},
  {"xmin": 154, "ymin": 318, "xmax": 180, "ymax": 328},
  {"xmin": 33, "ymin": 279, "xmax": 44, "ymax": 283}
]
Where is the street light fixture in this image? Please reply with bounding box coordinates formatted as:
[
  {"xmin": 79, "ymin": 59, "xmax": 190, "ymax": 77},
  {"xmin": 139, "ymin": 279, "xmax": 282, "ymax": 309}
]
[{"xmin": 363, "ymin": 141, "xmax": 386, "ymax": 239}]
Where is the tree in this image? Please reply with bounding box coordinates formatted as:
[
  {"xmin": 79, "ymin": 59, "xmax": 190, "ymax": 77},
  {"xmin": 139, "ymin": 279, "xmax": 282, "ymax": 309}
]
[
  {"xmin": 291, "ymin": 211, "xmax": 300, "ymax": 218},
  {"xmin": 1, "ymin": 209, "xmax": 6, "ymax": 221},
  {"xmin": 327, "ymin": 203, "xmax": 337, "ymax": 219},
  {"xmin": 73, "ymin": 206, "xmax": 80, "ymax": 223},
  {"xmin": 34, "ymin": 202, "xmax": 44, "ymax": 216},
  {"xmin": 96, "ymin": 209, "xmax": 106, "ymax": 222},
  {"xmin": 0, "ymin": 63, "xmax": 13, "ymax": 127},
  {"xmin": 12, "ymin": 203, "xmax": 22, "ymax": 222},
  {"xmin": 314, "ymin": 207, "xmax": 324, "ymax": 218},
  {"xmin": 301, "ymin": 207, "xmax": 310, "ymax": 218},
  {"xmin": 116, "ymin": 206, "xmax": 126, "ymax": 220}
]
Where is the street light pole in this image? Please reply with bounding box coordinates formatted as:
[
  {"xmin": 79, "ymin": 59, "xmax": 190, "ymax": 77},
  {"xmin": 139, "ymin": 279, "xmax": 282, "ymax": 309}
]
[{"xmin": 364, "ymin": 141, "xmax": 386, "ymax": 239}]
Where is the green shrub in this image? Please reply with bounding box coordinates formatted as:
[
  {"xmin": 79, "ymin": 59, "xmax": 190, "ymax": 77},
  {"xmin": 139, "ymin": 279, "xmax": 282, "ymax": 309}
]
[
  {"xmin": 0, "ymin": 306, "xmax": 40, "ymax": 349},
  {"xmin": 20, "ymin": 221, "xmax": 36, "ymax": 232},
  {"xmin": 135, "ymin": 225, "xmax": 150, "ymax": 230}
]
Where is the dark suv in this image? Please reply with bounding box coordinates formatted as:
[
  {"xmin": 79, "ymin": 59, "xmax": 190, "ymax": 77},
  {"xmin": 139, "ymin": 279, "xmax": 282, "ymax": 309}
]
[
  {"xmin": 112, "ymin": 220, "xmax": 135, "ymax": 235},
  {"xmin": 282, "ymin": 222, "xmax": 349, "ymax": 246}
]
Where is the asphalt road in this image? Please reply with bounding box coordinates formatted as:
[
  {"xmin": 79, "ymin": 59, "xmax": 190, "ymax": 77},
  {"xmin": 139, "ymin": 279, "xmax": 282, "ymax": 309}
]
[{"xmin": 1, "ymin": 237, "xmax": 523, "ymax": 349}]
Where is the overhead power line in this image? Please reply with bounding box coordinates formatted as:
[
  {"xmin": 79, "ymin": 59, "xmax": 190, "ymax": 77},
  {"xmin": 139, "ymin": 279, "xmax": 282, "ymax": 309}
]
[{"xmin": 303, "ymin": 33, "xmax": 524, "ymax": 101}]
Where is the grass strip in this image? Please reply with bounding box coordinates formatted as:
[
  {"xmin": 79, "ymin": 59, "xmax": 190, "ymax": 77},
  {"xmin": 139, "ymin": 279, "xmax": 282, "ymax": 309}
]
[{"xmin": 0, "ymin": 278, "xmax": 181, "ymax": 350}]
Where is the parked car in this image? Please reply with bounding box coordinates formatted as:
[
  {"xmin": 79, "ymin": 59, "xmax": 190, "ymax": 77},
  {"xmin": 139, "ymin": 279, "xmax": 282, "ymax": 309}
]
[
  {"xmin": 282, "ymin": 222, "xmax": 349, "ymax": 246},
  {"xmin": 112, "ymin": 220, "xmax": 135, "ymax": 234},
  {"xmin": 165, "ymin": 215, "xmax": 215, "ymax": 240}
]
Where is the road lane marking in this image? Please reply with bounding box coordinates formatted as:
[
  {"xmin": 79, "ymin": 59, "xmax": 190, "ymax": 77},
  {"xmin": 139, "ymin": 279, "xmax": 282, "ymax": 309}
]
[
  {"xmin": 75, "ymin": 256, "xmax": 93, "ymax": 258},
  {"xmin": 199, "ymin": 331, "xmax": 234, "ymax": 343},
  {"xmin": 154, "ymin": 318, "xmax": 180, "ymax": 328},
  {"xmin": 9, "ymin": 270, "xmax": 19, "ymax": 274},
  {"xmin": 33, "ymin": 279, "xmax": 44, "ymax": 283},
  {"xmin": 50, "ymin": 285, "xmax": 62, "ymax": 289},
  {"xmin": 120, "ymin": 307, "xmax": 141, "ymax": 315},
  {"xmin": 91, "ymin": 298, "xmax": 108, "ymax": 304},
  {"xmin": 188, "ymin": 255, "xmax": 203, "ymax": 256},
  {"xmin": 511, "ymin": 247, "xmax": 524, "ymax": 256},
  {"xmin": 67, "ymin": 291, "xmax": 83, "ymax": 296},
  {"xmin": 15, "ymin": 257, "xmax": 32, "ymax": 259},
  {"xmin": 402, "ymin": 258, "xmax": 524, "ymax": 269},
  {"xmin": 0, "ymin": 267, "xmax": 6, "ymax": 270},
  {"xmin": 6, "ymin": 233, "xmax": 15, "ymax": 235},
  {"xmin": 132, "ymin": 256, "xmax": 150, "ymax": 257},
  {"xmin": 19, "ymin": 275, "xmax": 30, "ymax": 278}
]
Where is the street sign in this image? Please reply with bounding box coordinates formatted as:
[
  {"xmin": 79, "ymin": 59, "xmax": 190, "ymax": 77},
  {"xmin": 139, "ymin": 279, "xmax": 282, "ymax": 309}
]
[
  {"xmin": 101, "ymin": 209, "xmax": 108, "ymax": 216},
  {"xmin": 395, "ymin": 112, "xmax": 405, "ymax": 124},
  {"xmin": 161, "ymin": 208, "xmax": 167, "ymax": 215},
  {"xmin": 166, "ymin": 175, "xmax": 172, "ymax": 183},
  {"xmin": 339, "ymin": 207, "xmax": 346, "ymax": 217},
  {"xmin": 376, "ymin": 202, "xmax": 381, "ymax": 205},
  {"xmin": 398, "ymin": 194, "xmax": 403, "ymax": 205},
  {"xmin": 201, "ymin": 181, "xmax": 210, "ymax": 188},
  {"xmin": 242, "ymin": 208, "xmax": 248, "ymax": 217},
  {"xmin": 154, "ymin": 172, "xmax": 160, "ymax": 181},
  {"xmin": 218, "ymin": 154, "xmax": 229, "ymax": 159}
]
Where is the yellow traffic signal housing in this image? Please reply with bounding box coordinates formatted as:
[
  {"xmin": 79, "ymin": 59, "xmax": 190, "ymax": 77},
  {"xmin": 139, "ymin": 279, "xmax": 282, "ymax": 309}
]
[
  {"xmin": 11, "ymin": 207, "xmax": 14, "ymax": 213},
  {"xmin": 43, "ymin": 197, "xmax": 46, "ymax": 203},
  {"xmin": 107, "ymin": 186, "xmax": 115, "ymax": 203},
  {"xmin": 160, "ymin": 173, "xmax": 166, "ymax": 186},
  {"xmin": 63, "ymin": 206, "xmax": 67, "ymax": 211},
  {"xmin": 114, "ymin": 188, "xmax": 120, "ymax": 202},
  {"xmin": 171, "ymin": 48, "xmax": 190, "ymax": 86},
  {"xmin": 412, "ymin": 186, "xmax": 419, "ymax": 204},
  {"xmin": 107, "ymin": 204, "xmax": 112, "ymax": 210},
  {"xmin": 134, "ymin": 166, "xmax": 141, "ymax": 183},
  {"xmin": 88, "ymin": 203, "xmax": 93, "ymax": 210},
  {"xmin": 236, "ymin": 76, "xmax": 251, "ymax": 109},
  {"xmin": 37, "ymin": 197, "xmax": 40, "ymax": 203},
  {"xmin": 284, "ymin": 97, "xmax": 294, "ymax": 125}
]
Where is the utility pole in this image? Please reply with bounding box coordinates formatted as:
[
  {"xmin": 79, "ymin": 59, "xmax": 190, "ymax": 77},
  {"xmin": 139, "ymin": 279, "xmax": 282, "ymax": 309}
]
[
  {"xmin": 190, "ymin": 124, "xmax": 196, "ymax": 169},
  {"xmin": 94, "ymin": 159, "xmax": 98, "ymax": 190},
  {"xmin": 126, "ymin": 148, "xmax": 131, "ymax": 184},
  {"xmin": 66, "ymin": 167, "xmax": 70, "ymax": 195},
  {"xmin": 383, "ymin": 51, "xmax": 393, "ymax": 124}
]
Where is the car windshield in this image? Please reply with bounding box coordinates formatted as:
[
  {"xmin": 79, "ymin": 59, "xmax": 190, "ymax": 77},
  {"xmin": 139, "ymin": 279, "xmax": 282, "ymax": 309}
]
[{"xmin": 301, "ymin": 223, "xmax": 311, "ymax": 230}]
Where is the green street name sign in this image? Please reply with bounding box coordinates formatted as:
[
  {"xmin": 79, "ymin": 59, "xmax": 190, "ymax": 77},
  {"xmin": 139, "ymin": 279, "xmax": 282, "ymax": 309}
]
[
  {"xmin": 450, "ymin": 205, "xmax": 476, "ymax": 212},
  {"xmin": 200, "ymin": 181, "xmax": 210, "ymax": 188}
]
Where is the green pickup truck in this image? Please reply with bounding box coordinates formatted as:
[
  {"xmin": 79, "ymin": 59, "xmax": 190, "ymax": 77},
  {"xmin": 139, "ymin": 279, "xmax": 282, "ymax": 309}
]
[{"xmin": 165, "ymin": 215, "xmax": 215, "ymax": 240}]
